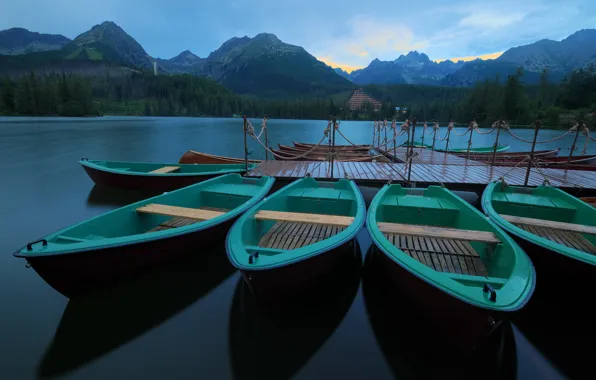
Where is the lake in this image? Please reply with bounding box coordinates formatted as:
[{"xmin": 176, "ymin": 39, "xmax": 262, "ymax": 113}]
[{"xmin": 1, "ymin": 116, "xmax": 589, "ymax": 379}]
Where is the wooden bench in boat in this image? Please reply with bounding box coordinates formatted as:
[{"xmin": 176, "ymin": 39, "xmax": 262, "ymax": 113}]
[
  {"xmin": 502, "ymin": 214, "xmax": 596, "ymax": 254},
  {"xmin": 137, "ymin": 204, "xmax": 225, "ymax": 220},
  {"xmin": 254, "ymin": 210, "xmax": 354, "ymax": 227},
  {"xmin": 258, "ymin": 221, "xmax": 346, "ymax": 250},
  {"xmin": 501, "ymin": 215, "xmax": 596, "ymax": 235},
  {"xmin": 141, "ymin": 206, "xmax": 230, "ymax": 232},
  {"xmin": 149, "ymin": 166, "xmax": 180, "ymax": 174},
  {"xmin": 378, "ymin": 222, "xmax": 501, "ymax": 244}
]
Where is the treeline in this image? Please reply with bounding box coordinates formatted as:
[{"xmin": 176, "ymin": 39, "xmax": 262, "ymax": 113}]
[
  {"xmin": 379, "ymin": 67, "xmax": 596, "ymax": 127},
  {"xmin": 0, "ymin": 72, "xmax": 96, "ymax": 116},
  {"xmin": 1, "ymin": 68, "xmax": 595, "ymax": 126}
]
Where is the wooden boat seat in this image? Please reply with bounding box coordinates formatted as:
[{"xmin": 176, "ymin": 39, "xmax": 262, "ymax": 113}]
[
  {"xmin": 493, "ymin": 194, "xmax": 574, "ymax": 210},
  {"xmin": 254, "ymin": 210, "xmax": 353, "ymax": 226},
  {"xmin": 149, "ymin": 166, "xmax": 180, "ymax": 174},
  {"xmin": 502, "ymin": 215, "xmax": 596, "ymax": 254},
  {"xmin": 378, "ymin": 222, "xmax": 501, "ymax": 244},
  {"xmin": 137, "ymin": 204, "xmax": 225, "ymax": 220},
  {"xmin": 146, "ymin": 206, "xmax": 230, "ymax": 232},
  {"xmin": 383, "ymin": 232, "xmax": 490, "ymax": 276},
  {"xmin": 257, "ymin": 221, "xmax": 346, "ymax": 250}
]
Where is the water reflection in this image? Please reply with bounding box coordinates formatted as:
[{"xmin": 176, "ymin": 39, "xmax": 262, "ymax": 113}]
[
  {"xmin": 37, "ymin": 246, "xmax": 236, "ymax": 378},
  {"xmin": 228, "ymin": 243, "xmax": 362, "ymax": 380},
  {"xmin": 362, "ymin": 248, "xmax": 517, "ymax": 379},
  {"xmin": 513, "ymin": 278, "xmax": 596, "ymax": 379},
  {"xmin": 86, "ymin": 185, "xmax": 159, "ymax": 207}
]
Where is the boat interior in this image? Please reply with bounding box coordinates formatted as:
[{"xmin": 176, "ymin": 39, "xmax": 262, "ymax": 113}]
[
  {"xmin": 50, "ymin": 176, "xmax": 268, "ymax": 245},
  {"xmin": 376, "ymin": 186, "xmax": 511, "ymax": 289},
  {"xmin": 89, "ymin": 160, "xmax": 251, "ymax": 174},
  {"xmin": 241, "ymin": 179, "xmax": 358, "ymax": 256},
  {"xmin": 491, "ymin": 186, "xmax": 596, "ymax": 254}
]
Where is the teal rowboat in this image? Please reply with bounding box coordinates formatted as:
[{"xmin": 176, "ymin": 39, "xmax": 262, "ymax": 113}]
[
  {"xmin": 80, "ymin": 159, "xmax": 257, "ymax": 191},
  {"xmin": 482, "ymin": 181, "xmax": 596, "ymax": 297},
  {"xmin": 226, "ymin": 177, "xmax": 365, "ymax": 301},
  {"xmin": 14, "ymin": 174, "xmax": 274, "ymax": 297},
  {"xmin": 367, "ymin": 184, "xmax": 534, "ymax": 350}
]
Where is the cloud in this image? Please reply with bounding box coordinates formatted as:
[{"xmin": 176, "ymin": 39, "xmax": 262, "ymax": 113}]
[
  {"xmin": 309, "ymin": 15, "xmax": 428, "ymax": 71},
  {"xmin": 434, "ymin": 51, "xmax": 504, "ymax": 63},
  {"xmin": 316, "ymin": 57, "xmax": 363, "ymax": 73},
  {"xmin": 458, "ymin": 11, "xmax": 526, "ymax": 29}
]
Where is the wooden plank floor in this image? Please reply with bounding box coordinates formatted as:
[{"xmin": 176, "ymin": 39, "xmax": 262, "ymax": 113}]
[
  {"xmin": 247, "ymin": 160, "xmax": 596, "ymax": 189},
  {"xmin": 377, "ymin": 147, "xmax": 483, "ymax": 166},
  {"xmin": 384, "ymin": 233, "xmax": 488, "ymax": 276},
  {"xmin": 516, "ymin": 224, "xmax": 596, "ymax": 254},
  {"xmin": 147, "ymin": 206, "xmax": 229, "ymax": 232},
  {"xmin": 258, "ymin": 221, "xmax": 345, "ymax": 249}
]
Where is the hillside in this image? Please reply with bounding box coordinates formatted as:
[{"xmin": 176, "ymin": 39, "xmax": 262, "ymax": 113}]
[{"xmin": 0, "ymin": 28, "xmax": 70, "ymax": 55}]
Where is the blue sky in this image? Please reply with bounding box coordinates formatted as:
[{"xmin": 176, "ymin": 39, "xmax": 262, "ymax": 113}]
[{"xmin": 2, "ymin": 0, "xmax": 595, "ymax": 71}]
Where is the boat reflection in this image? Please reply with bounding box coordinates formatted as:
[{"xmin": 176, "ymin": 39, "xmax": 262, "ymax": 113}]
[
  {"xmin": 513, "ymin": 277, "xmax": 596, "ymax": 380},
  {"xmin": 86, "ymin": 185, "xmax": 157, "ymax": 207},
  {"xmin": 228, "ymin": 243, "xmax": 362, "ymax": 380},
  {"xmin": 362, "ymin": 247, "xmax": 517, "ymax": 379},
  {"xmin": 37, "ymin": 245, "xmax": 236, "ymax": 378}
]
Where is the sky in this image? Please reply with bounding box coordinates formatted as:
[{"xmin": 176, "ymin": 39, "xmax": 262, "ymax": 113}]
[{"xmin": 2, "ymin": 0, "xmax": 595, "ymax": 72}]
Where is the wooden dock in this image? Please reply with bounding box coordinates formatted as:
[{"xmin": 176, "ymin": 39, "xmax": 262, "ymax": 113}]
[
  {"xmin": 376, "ymin": 147, "xmax": 483, "ymax": 166},
  {"xmin": 247, "ymin": 160, "xmax": 596, "ymax": 194}
]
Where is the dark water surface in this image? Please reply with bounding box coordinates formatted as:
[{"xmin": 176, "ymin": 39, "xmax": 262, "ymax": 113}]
[{"xmin": 1, "ymin": 116, "xmax": 585, "ymax": 379}]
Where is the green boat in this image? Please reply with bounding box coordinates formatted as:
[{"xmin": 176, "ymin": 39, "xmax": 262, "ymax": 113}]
[
  {"xmin": 433, "ymin": 145, "xmax": 510, "ymax": 153},
  {"xmin": 80, "ymin": 159, "xmax": 257, "ymax": 191},
  {"xmin": 14, "ymin": 173, "xmax": 274, "ymax": 297},
  {"xmin": 226, "ymin": 177, "xmax": 365, "ymax": 301},
  {"xmin": 367, "ymin": 184, "xmax": 534, "ymax": 350},
  {"xmin": 482, "ymin": 181, "xmax": 596, "ymax": 293}
]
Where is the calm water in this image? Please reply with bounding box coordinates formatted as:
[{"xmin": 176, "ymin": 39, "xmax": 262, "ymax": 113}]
[{"xmin": 1, "ymin": 116, "xmax": 590, "ymax": 379}]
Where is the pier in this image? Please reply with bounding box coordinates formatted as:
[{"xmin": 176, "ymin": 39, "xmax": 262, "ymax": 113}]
[{"xmin": 243, "ymin": 117, "xmax": 596, "ymax": 196}]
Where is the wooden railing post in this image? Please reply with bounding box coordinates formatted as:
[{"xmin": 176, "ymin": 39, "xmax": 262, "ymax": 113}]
[
  {"xmin": 407, "ymin": 117, "xmax": 417, "ymax": 183},
  {"xmin": 466, "ymin": 120, "xmax": 475, "ymax": 160},
  {"xmin": 491, "ymin": 119, "xmax": 502, "ymax": 166},
  {"xmin": 393, "ymin": 120, "xmax": 397, "ymax": 163},
  {"xmin": 331, "ymin": 117, "xmax": 337, "ymax": 179},
  {"xmin": 243, "ymin": 115, "xmax": 249, "ymax": 174},
  {"xmin": 377, "ymin": 120, "xmax": 381, "ymax": 147},
  {"xmin": 524, "ymin": 120, "xmax": 540, "ymax": 186},
  {"xmin": 445, "ymin": 125, "xmax": 452, "ymax": 153},
  {"xmin": 263, "ymin": 115, "xmax": 269, "ymax": 161},
  {"xmin": 384, "ymin": 119, "xmax": 387, "ymax": 150},
  {"xmin": 432, "ymin": 122, "xmax": 437, "ymax": 151},
  {"xmin": 567, "ymin": 121, "xmax": 581, "ymax": 168},
  {"xmin": 421, "ymin": 121, "xmax": 426, "ymax": 149},
  {"xmin": 372, "ymin": 121, "xmax": 375, "ymax": 147}
]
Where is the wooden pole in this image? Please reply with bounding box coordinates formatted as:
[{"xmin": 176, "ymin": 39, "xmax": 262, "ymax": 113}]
[
  {"xmin": 384, "ymin": 120, "xmax": 387, "ymax": 151},
  {"xmin": 372, "ymin": 121, "xmax": 375, "ymax": 147},
  {"xmin": 393, "ymin": 120, "xmax": 397, "ymax": 163},
  {"xmin": 263, "ymin": 115, "xmax": 269, "ymax": 161},
  {"xmin": 377, "ymin": 121, "xmax": 381, "ymax": 147},
  {"xmin": 445, "ymin": 128, "xmax": 451, "ymax": 153},
  {"xmin": 331, "ymin": 117, "xmax": 337, "ymax": 179},
  {"xmin": 567, "ymin": 121, "xmax": 581, "ymax": 168},
  {"xmin": 466, "ymin": 121, "xmax": 475, "ymax": 160},
  {"xmin": 421, "ymin": 122, "xmax": 426, "ymax": 149},
  {"xmin": 432, "ymin": 122, "xmax": 437, "ymax": 150},
  {"xmin": 407, "ymin": 117, "xmax": 417, "ymax": 183},
  {"xmin": 491, "ymin": 120, "xmax": 502, "ymax": 166},
  {"xmin": 243, "ymin": 115, "xmax": 249, "ymax": 174},
  {"xmin": 524, "ymin": 120, "xmax": 540, "ymax": 186}
]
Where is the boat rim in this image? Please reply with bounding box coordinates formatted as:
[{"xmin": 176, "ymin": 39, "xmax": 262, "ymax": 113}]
[{"xmin": 80, "ymin": 159, "xmax": 252, "ymax": 177}]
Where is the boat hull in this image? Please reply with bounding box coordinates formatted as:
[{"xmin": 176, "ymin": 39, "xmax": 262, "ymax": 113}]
[
  {"xmin": 239, "ymin": 239, "xmax": 358, "ymax": 303},
  {"xmin": 81, "ymin": 163, "xmax": 223, "ymax": 192},
  {"xmin": 372, "ymin": 247, "xmax": 504, "ymax": 351},
  {"xmin": 178, "ymin": 150, "xmax": 260, "ymax": 165},
  {"xmin": 22, "ymin": 220, "xmax": 234, "ymax": 298}
]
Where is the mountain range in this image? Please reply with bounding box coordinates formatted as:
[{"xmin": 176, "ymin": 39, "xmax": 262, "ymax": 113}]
[{"xmin": 1, "ymin": 22, "xmax": 595, "ymax": 95}]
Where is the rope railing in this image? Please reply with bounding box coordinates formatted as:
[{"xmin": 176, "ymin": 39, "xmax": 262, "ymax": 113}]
[
  {"xmin": 452, "ymin": 121, "xmax": 474, "ymax": 137},
  {"xmin": 505, "ymin": 123, "xmax": 574, "ymax": 144},
  {"xmin": 336, "ymin": 123, "xmax": 372, "ymax": 148}
]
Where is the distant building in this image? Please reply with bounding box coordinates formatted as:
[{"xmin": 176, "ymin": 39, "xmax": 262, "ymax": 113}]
[{"xmin": 347, "ymin": 89, "xmax": 382, "ymax": 112}]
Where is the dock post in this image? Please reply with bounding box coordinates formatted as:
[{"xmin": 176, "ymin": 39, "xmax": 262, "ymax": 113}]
[
  {"xmin": 432, "ymin": 122, "xmax": 437, "ymax": 151},
  {"xmin": 421, "ymin": 121, "xmax": 426, "ymax": 149},
  {"xmin": 243, "ymin": 115, "xmax": 249, "ymax": 174},
  {"xmin": 372, "ymin": 121, "xmax": 375, "ymax": 147},
  {"xmin": 524, "ymin": 120, "xmax": 540, "ymax": 186},
  {"xmin": 466, "ymin": 120, "xmax": 475, "ymax": 160},
  {"xmin": 445, "ymin": 127, "xmax": 451, "ymax": 153},
  {"xmin": 384, "ymin": 119, "xmax": 387, "ymax": 150},
  {"xmin": 331, "ymin": 117, "xmax": 337, "ymax": 179},
  {"xmin": 491, "ymin": 120, "xmax": 502, "ymax": 166},
  {"xmin": 407, "ymin": 117, "xmax": 417, "ymax": 183},
  {"xmin": 377, "ymin": 120, "xmax": 381, "ymax": 147},
  {"xmin": 567, "ymin": 120, "xmax": 581, "ymax": 168},
  {"xmin": 263, "ymin": 115, "xmax": 269, "ymax": 161},
  {"xmin": 392, "ymin": 119, "xmax": 397, "ymax": 163}
]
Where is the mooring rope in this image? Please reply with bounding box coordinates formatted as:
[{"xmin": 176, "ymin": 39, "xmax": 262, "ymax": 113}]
[
  {"xmin": 505, "ymin": 123, "xmax": 574, "ymax": 144},
  {"xmin": 498, "ymin": 155, "xmax": 531, "ymax": 182},
  {"xmin": 437, "ymin": 122, "xmax": 454, "ymax": 141},
  {"xmin": 336, "ymin": 124, "xmax": 372, "ymax": 148}
]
